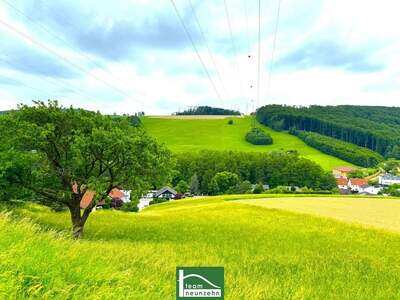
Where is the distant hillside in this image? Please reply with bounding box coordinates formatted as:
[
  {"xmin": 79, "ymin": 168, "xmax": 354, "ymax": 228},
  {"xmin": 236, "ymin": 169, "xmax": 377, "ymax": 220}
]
[
  {"xmin": 142, "ymin": 116, "xmax": 352, "ymax": 170},
  {"xmin": 176, "ymin": 106, "xmax": 241, "ymax": 116},
  {"xmin": 257, "ymin": 105, "xmax": 400, "ymax": 159}
]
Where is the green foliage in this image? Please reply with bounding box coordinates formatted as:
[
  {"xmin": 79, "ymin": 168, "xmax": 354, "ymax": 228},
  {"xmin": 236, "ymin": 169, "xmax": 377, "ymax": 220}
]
[
  {"xmin": 252, "ymin": 183, "xmax": 264, "ymax": 194},
  {"xmin": 189, "ymin": 174, "xmax": 200, "ymax": 195},
  {"xmin": 293, "ymin": 130, "xmax": 384, "ymax": 167},
  {"xmin": 227, "ymin": 119, "xmax": 234, "ymax": 125},
  {"xmin": 382, "ymin": 184, "xmax": 400, "ymax": 197},
  {"xmin": 0, "ymin": 101, "xmax": 172, "ymax": 237},
  {"xmin": 245, "ymin": 127, "xmax": 273, "ymax": 145},
  {"xmin": 142, "ymin": 116, "xmax": 353, "ymax": 170},
  {"xmin": 210, "ymin": 171, "xmax": 239, "ymax": 195},
  {"xmin": 380, "ymin": 159, "xmax": 400, "ymax": 175},
  {"xmin": 174, "ymin": 180, "xmax": 189, "ymax": 193},
  {"xmin": 173, "ymin": 150, "xmax": 337, "ymax": 195},
  {"xmin": 347, "ymin": 169, "xmax": 367, "ymax": 179},
  {"xmin": 257, "ymin": 104, "xmax": 400, "ymax": 158},
  {"xmin": 237, "ymin": 180, "xmax": 252, "ymax": 194},
  {"xmin": 176, "ymin": 106, "xmax": 240, "ymax": 115}
]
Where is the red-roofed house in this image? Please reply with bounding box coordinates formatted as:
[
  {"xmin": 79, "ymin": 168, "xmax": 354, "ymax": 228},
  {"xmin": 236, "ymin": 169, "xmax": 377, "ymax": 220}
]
[
  {"xmin": 332, "ymin": 167, "xmax": 357, "ymax": 178},
  {"xmin": 79, "ymin": 188, "xmax": 131, "ymax": 209},
  {"xmin": 336, "ymin": 178, "xmax": 349, "ymax": 189},
  {"xmin": 348, "ymin": 178, "xmax": 368, "ymax": 192}
]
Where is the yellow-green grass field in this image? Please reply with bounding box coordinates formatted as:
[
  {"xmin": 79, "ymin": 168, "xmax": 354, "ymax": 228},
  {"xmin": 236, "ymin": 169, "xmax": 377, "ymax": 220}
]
[
  {"xmin": 142, "ymin": 116, "xmax": 353, "ymax": 170},
  {"xmin": 2, "ymin": 195, "xmax": 400, "ymax": 299}
]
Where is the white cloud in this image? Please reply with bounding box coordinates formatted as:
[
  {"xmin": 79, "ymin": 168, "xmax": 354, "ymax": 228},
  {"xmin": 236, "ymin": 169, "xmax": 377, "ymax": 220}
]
[{"xmin": 0, "ymin": 0, "xmax": 400, "ymax": 114}]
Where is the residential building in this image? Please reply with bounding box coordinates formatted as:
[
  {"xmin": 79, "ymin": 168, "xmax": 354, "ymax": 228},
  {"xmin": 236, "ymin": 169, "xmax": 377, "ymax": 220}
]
[
  {"xmin": 348, "ymin": 178, "xmax": 368, "ymax": 192},
  {"xmin": 379, "ymin": 174, "xmax": 400, "ymax": 186},
  {"xmin": 332, "ymin": 167, "xmax": 357, "ymax": 178},
  {"xmin": 336, "ymin": 178, "xmax": 349, "ymax": 190},
  {"xmin": 155, "ymin": 186, "xmax": 177, "ymax": 200}
]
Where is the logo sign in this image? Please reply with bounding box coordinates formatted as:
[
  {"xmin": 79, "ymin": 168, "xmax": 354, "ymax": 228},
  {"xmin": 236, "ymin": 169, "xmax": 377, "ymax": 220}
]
[{"xmin": 176, "ymin": 267, "xmax": 224, "ymax": 299}]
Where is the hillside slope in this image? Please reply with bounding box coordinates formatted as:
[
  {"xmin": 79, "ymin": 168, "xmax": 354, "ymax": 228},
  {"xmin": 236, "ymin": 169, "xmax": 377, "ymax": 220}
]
[
  {"xmin": 2, "ymin": 197, "xmax": 400, "ymax": 299},
  {"xmin": 142, "ymin": 116, "xmax": 352, "ymax": 170}
]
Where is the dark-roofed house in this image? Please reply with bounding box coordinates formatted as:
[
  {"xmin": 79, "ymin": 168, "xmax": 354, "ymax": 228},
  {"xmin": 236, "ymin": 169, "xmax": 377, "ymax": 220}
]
[
  {"xmin": 155, "ymin": 186, "xmax": 177, "ymax": 200},
  {"xmin": 379, "ymin": 174, "xmax": 400, "ymax": 186}
]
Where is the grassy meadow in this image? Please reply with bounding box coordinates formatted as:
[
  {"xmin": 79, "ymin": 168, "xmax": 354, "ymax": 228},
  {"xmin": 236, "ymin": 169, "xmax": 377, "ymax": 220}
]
[
  {"xmin": 142, "ymin": 116, "xmax": 353, "ymax": 170},
  {"xmin": 2, "ymin": 195, "xmax": 400, "ymax": 299}
]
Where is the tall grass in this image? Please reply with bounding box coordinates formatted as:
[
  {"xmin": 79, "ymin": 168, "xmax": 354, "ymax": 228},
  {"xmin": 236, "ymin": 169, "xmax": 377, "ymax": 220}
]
[{"xmin": 1, "ymin": 197, "xmax": 400, "ymax": 299}]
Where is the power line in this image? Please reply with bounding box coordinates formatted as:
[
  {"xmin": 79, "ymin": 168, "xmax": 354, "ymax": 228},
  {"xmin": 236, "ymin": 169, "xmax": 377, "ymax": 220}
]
[
  {"xmin": 187, "ymin": 0, "xmax": 229, "ymax": 102},
  {"xmin": 223, "ymin": 0, "xmax": 244, "ymax": 101},
  {"xmin": 169, "ymin": 0, "xmax": 224, "ymax": 105},
  {"xmin": 266, "ymin": 0, "xmax": 282, "ymax": 103},
  {"xmin": 243, "ymin": 0, "xmax": 251, "ymax": 56},
  {"xmin": 1, "ymin": 0, "xmax": 141, "ymax": 97},
  {"xmin": 0, "ymin": 55, "xmax": 94, "ymax": 101},
  {"xmin": 0, "ymin": 18, "xmax": 149, "ymax": 109}
]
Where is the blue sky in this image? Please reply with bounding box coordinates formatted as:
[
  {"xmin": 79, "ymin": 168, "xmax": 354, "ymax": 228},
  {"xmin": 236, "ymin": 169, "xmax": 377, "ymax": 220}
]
[{"xmin": 0, "ymin": 0, "xmax": 399, "ymax": 114}]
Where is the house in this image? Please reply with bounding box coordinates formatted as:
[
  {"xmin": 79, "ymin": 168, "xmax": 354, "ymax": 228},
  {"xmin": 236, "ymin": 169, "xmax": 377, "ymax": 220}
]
[
  {"xmin": 79, "ymin": 188, "xmax": 131, "ymax": 209},
  {"xmin": 336, "ymin": 178, "xmax": 349, "ymax": 190},
  {"xmin": 138, "ymin": 190, "xmax": 157, "ymax": 211},
  {"xmin": 348, "ymin": 178, "xmax": 368, "ymax": 192},
  {"xmin": 332, "ymin": 167, "xmax": 356, "ymax": 178},
  {"xmin": 379, "ymin": 174, "xmax": 400, "ymax": 186},
  {"xmin": 362, "ymin": 185, "xmax": 383, "ymax": 195},
  {"xmin": 155, "ymin": 186, "xmax": 177, "ymax": 200}
]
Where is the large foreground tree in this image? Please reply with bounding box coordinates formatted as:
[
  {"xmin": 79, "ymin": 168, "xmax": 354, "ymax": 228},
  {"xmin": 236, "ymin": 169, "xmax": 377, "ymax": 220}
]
[{"xmin": 0, "ymin": 101, "xmax": 172, "ymax": 238}]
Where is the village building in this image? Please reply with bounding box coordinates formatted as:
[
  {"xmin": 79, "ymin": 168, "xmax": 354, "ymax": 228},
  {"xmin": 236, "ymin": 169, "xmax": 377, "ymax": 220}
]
[
  {"xmin": 348, "ymin": 178, "xmax": 369, "ymax": 193},
  {"xmin": 155, "ymin": 186, "xmax": 178, "ymax": 200},
  {"xmin": 379, "ymin": 174, "xmax": 400, "ymax": 186},
  {"xmin": 332, "ymin": 167, "xmax": 357, "ymax": 179},
  {"xmin": 336, "ymin": 178, "xmax": 349, "ymax": 190}
]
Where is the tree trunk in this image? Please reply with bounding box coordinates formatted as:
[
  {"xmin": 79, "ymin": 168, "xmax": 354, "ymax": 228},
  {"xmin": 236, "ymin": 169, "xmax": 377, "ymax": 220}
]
[{"xmin": 69, "ymin": 204, "xmax": 85, "ymax": 239}]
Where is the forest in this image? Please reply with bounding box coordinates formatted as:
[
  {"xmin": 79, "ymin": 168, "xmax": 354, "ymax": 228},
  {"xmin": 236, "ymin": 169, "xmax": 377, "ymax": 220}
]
[
  {"xmin": 256, "ymin": 105, "xmax": 400, "ymax": 159},
  {"xmin": 172, "ymin": 150, "xmax": 336, "ymax": 194},
  {"xmin": 293, "ymin": 130, "xmax": 384, "ymax": 167},
  {"xmin": 175, "ymin": 106, "xmax": 241, "ymax": 115}
]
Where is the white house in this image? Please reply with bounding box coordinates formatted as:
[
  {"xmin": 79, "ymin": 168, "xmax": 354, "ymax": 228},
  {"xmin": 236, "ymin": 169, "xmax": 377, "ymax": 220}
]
[
  {"xmin": 348, "ymin": 178, "xmax": 369, "ymax": 192},
  {"xmin": 362, "ymin": 186, "xmax": 383, "ymax": 195},
  {"xmin": 379, "ymin": 174, "xmax": 400, "ymax": 186},
  {"xmin": 137, "ymin": 190, "xmax": 157, "ymax": 211}
]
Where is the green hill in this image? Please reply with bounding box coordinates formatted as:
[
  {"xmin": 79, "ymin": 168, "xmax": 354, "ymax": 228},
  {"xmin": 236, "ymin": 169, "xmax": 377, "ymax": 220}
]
[
  {"xmin": 2, "ymin": 196, "xmax": 400, "ymax": 299},
  {"xmin": 142, "ymin": 116, "xmax": 352, "ymax": 170}
]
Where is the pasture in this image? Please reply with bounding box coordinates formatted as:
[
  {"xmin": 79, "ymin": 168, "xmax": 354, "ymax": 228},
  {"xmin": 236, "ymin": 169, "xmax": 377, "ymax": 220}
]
[
  {"xmin": 142, "ymin": 116, "xmax": 353, "ymax": 170},
  {"xmin": 1, "ymin": 195, "xmax": 400, "ymax": 299}
]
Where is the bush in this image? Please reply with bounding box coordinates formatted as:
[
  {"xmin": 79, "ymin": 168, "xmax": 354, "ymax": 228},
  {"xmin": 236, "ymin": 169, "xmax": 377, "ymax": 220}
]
[
  {"xmin": 120, "ymin": 201, "xmax": 139, "ymax": 212},
  {"xmin": 253, "ymin": 183, "xmax": 264, "ymax": 194},
  {"xmin": 245, "ymin": 128, "xmax": 273, "ymax": 145},
  {"xmin": 228, "ymin": 119, "xmax": 234, "ymax": 125}
]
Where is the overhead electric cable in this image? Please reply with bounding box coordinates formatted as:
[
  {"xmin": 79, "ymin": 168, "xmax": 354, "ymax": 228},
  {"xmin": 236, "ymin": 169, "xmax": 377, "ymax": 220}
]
[
  {"xmin": 223, "ymin": 0, "xmax": 244, "ymax": 100},
  {"xmin": 187, "ymin": 0, "xmax": 229, "ymax": 102},
  {"xmin": 243, "ymin": 0, "xmax": 251, "ymax": 56},
  {"xmin": 0, "ymin": 18, "xmax": 149, "ymax": 109},
  {"xmin": 170, "ymin": 0, "xmax": 224, "ymax": 104},
  {"xmin": 266, "ymin": 0, "xmax": 282, "ymax": 103}
]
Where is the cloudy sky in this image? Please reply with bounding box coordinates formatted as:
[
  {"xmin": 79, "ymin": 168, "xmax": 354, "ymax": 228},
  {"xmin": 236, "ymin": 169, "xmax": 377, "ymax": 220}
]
[{"xmin": 0, "ymin": 0, "xmax": 400, "ymax": 115}]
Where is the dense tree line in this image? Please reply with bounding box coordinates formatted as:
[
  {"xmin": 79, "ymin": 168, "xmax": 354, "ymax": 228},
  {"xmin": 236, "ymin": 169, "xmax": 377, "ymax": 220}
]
[
  {"xmin": 245, "ymin": 127, "xmax": 273, "ymax": 145},
  {"xmin": 293, "ymin": 130, "xmax": 384, "ymax": 167},
  {"xmin": 176, "ymin": 106, "xmax": 241, "ymax": 115},
  {"xmin": 173, "ymin": 150, "xmax": 336, "ymax": 194},
  {"xmin": 256, "ymin": 105, "xmax": 400, "ymax": 158}
]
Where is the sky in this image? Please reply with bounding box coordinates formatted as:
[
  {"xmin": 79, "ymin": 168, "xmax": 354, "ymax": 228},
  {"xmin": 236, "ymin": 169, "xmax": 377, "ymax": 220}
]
[{"xmin": 0, "ymin": 0, "xmax": 400, "ymax": 115}]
